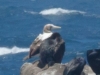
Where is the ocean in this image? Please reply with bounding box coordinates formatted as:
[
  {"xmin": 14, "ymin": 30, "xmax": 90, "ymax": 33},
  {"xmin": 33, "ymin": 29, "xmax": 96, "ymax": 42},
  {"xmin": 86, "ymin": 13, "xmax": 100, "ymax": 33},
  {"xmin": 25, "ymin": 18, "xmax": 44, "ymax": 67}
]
[{"xmin": 0, "ymin": 0, "xmax": 100, "ymax": 75}]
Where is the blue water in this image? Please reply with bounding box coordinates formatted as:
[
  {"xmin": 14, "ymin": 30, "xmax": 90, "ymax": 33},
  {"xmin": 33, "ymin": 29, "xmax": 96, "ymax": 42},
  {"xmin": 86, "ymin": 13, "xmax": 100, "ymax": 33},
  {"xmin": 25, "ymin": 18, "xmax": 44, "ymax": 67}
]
[{"xmin": 0, "ymin": 0, "xmax": 100, "ymax": 75}]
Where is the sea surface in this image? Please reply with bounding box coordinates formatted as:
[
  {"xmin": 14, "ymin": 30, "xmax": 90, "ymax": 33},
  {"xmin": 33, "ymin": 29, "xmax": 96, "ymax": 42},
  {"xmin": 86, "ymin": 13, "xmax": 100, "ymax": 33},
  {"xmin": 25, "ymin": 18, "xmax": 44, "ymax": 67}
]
[{"xmin": 0, "ymin": 0, "xmax": 100, "ymax": 75}]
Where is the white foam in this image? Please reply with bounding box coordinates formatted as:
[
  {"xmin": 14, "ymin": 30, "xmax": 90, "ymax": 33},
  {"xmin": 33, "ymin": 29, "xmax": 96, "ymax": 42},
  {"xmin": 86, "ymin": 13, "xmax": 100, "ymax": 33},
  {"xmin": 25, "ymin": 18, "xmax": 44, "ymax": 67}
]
[
  {"xmin": 24, "ymin": 10, "xmax": 37, "ymax": 15},
  {"xmin": 0, "ymin": 46, "xmax": 29, "ymax": 56},
  {"xmin": 39, "ymin": 8, "xmax": 86, "ymax": 15}
]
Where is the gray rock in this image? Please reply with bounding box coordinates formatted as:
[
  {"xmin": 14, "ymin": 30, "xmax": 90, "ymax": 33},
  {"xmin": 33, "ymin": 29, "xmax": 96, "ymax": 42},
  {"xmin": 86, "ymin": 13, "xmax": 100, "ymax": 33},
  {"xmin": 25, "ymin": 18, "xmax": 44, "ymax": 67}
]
[
  {"xmin": 20, "ymin": 62, "xmax": 66, "ymax": 75},
  {"xmin": 87, "ymin": 49, "xmax": 100, "ymax": 74},
  {"xmin": 20, "ymin": 57, "xmax": 86, "ymax": 75},
  {"xmin": 81, "ymin": 65, "xmax": 96, "ymax": 75}
]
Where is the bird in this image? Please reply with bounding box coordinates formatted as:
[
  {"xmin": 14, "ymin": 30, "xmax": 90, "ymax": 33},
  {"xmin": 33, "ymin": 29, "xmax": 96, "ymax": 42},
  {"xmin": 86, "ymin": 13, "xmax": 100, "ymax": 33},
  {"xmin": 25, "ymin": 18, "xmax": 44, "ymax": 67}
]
[{"xmin": 23, "ymin": 24, "xmax": 61, "ymax": 61}]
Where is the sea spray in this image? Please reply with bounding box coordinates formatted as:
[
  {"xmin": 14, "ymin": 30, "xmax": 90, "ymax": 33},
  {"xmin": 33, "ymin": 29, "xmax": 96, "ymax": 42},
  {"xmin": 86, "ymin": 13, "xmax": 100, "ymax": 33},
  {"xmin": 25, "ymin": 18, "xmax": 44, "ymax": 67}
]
[
  {"xmin": 39, "ymin": 8, "xmax": 86, "ymax": 15},
  {"xmin": 0, "ymin": 46, "xmax": 29, "ymax": 56}
]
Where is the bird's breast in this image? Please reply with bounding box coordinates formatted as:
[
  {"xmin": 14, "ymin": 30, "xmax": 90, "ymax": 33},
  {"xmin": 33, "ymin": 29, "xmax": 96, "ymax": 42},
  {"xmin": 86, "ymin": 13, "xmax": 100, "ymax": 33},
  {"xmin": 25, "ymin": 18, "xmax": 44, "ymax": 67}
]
[{"xmin": 41, "ymin": 33, "xmax": 53, "ymax": 41}]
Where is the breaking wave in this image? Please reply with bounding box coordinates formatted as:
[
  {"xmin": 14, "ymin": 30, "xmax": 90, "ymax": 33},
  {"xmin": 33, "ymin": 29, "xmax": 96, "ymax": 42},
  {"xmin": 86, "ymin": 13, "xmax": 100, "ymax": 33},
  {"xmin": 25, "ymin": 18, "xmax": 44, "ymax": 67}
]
[
  {"xmin": 0, "ymin": 46, "xmax": 29, "ymax": 56},
  {"xmin": 39, "ymin": 8, "xmax": 86, "ymax": 15},
  {"xmin": 24, "ymin": 8, "xmax": 100, "ymax": 19}
]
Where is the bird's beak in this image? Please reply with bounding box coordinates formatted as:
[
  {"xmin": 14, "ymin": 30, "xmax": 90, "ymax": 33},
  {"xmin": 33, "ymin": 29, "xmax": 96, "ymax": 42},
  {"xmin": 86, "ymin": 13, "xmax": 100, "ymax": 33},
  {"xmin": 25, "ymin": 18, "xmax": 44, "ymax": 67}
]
[{"xmin": 52, "ymin": 25, "xmax": 61, "ymax": 29}]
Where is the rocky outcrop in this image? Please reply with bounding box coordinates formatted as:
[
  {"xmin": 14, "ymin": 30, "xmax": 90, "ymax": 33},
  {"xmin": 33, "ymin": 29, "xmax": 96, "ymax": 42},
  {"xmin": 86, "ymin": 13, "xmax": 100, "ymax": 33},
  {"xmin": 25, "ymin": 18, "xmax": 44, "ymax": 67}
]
[
  {"xmin": 20, "ymin": 57, "xmax": 87, "ymax": 75},
  {"xmin": 20, "ymin": 63, "xmax": 96, "ymax": 75},
  {"xmin": 20, "ymin": 62, "xmax": 66, "ymax": 75},
  {"xmin": 87, "ymin": 49, "xmax": 100, "ymax": 75},
  {"xmin": 81, "ymin": 65, "xmax": 96, "ymax": 75}
]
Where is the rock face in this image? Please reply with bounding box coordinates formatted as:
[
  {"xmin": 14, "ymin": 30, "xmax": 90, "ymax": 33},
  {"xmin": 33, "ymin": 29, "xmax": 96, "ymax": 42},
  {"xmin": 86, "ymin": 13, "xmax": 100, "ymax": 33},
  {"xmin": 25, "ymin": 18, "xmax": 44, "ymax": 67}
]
[
  {"xmin": 81, "ymin": 65, "xmax": 96, "ymax": 75},
  {"xmin": 20, "ymin": 57, "xmax": 86, "ymax": 75},
  {"xmin": 20, "ymin": 63, "xmax": 96, "ymax": 75},
  {"xmin": 20, "ymin": 62, "xmax": 66, "ymax": 75},
  {"xmin": 64, "ymin": 57, "xmax": 86, "ymax": 75},
  {"xmin": 87, "ymin": 49, "xmax": 100, "ymax": 75}
]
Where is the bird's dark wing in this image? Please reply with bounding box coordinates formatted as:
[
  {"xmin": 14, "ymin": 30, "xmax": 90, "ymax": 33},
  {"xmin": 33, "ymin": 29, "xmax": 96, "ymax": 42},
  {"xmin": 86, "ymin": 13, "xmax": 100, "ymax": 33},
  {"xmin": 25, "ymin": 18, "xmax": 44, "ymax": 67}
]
[
  {"xmin": 23, "ymin": 40, "xmax": 42, "ymax": 61},
  {"xmin": 53, "ymin": 39, "xmax": 65, "ymax": 63}
]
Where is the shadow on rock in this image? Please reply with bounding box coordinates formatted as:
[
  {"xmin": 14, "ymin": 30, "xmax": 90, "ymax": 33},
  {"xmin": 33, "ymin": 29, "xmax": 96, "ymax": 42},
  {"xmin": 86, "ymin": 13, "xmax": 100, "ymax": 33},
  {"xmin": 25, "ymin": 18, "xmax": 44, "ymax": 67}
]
[
  {"xmin": 87, "ymin": 49, "xmax": 100, "ymax": 75},
  {"xmin": 20, "ymin": 57, "xmax": 86, "ymax": 75}
]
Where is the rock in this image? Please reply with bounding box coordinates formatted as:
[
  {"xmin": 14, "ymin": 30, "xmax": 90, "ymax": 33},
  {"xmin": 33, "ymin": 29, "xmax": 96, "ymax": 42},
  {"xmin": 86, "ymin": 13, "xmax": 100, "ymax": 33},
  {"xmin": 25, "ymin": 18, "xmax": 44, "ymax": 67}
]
[
  {"xmin": 81, "ymin": 65, "xmax": 96, "ymax": 75},
  {"xmin": 20, "ymin": 57, "xmax": 86, "ymax": 75},
  {"xmin": 87, "ymin": 49, "xmax": 100, "ymax": 74},
  {"xmin": 20, "ymin": 62, "xmax": 66, "ymax": 75},
  {"xmin": 64, "ymin": 57, "xmax": 86, "ymax": 75}
]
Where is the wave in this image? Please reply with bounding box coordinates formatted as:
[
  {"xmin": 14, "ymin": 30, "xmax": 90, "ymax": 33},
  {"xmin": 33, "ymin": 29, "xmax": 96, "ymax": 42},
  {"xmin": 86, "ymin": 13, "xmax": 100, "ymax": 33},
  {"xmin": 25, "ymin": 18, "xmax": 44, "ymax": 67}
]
[
  {"xmin": 83, "ymin": 13, "xmax": 100, "ymax": 18},
  {"xmin": 0, "ymin": 46, "xmax": 29, "ymax": 56},
  {"xmin": 24, "ymin": 8, "xmax": 100, "ymax": 19},
  {"xmin": 39, "ymin": 8, "xmax": 86, "ymax": 15},
  {"xmin": 24, "ymin": 10, "xmax": 37, "ymax": 15}
]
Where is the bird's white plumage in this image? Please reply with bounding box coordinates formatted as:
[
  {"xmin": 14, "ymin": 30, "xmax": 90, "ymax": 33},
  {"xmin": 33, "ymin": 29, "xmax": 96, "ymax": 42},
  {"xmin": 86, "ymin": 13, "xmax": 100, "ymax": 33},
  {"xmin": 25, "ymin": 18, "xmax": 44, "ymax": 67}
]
[
  {"xmin": 34, "ymin": 34, "xmax": 42, "ymax": 41},
  {"xmin": 34, "ymin": 32, "xmax": 52, "ymax": 41},
  {"xmin": 41, "ymin": 32, "xmax": 52, "ymax": 41},
  {"xmin": 34, "ymin": 24, "xmax": 61, "ymax": 43}
]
